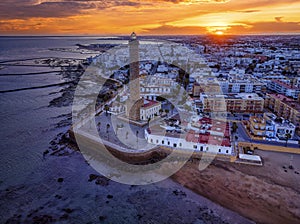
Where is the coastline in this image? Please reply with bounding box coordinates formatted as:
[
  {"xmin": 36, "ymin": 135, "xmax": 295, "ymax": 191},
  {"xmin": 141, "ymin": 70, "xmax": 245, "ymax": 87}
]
[
  {"xmin": 171, "ymin": 150, "xmax": 300, "ymax": 224},
  {"xmin": 1, "ymin": 37, "xmax": 299, "ymax": 223}
]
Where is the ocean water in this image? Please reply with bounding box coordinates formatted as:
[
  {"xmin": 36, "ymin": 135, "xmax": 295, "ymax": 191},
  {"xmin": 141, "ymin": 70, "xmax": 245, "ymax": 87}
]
[{"xmin": 0, "ymin": 37, "xmax": 100, "ymax": 187}]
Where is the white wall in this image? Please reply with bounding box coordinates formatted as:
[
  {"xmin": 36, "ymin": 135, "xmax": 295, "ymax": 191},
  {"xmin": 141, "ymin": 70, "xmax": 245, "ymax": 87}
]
[{"xmin": 145, "ymin": 131, "xmax": 233, "ymax": 155}]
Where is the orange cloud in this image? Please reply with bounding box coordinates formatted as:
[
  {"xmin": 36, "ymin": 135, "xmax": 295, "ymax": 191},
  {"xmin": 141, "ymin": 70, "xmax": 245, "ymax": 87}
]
[{"xmin": 0, "ymin": 0, "xmax": 299, "ymax": 35}]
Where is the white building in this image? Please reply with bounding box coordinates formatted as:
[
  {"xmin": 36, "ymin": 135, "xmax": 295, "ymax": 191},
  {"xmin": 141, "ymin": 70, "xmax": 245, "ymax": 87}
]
[
  {"xmin": 140, "ymin": 99, "xmax": 161, "ymax": 121},
  {"xmin": 144, "ymin": 118, "xmax": 233, "ymax": 156},
  {"xmin": 275, "ymin": 121, "xmax": 296, "ymax": 140},
  {"xmin": 140, "ymin": 75, "xmax": 177, "ymax": 99},
  {"xmin": 268, "ymin": 79, "xmax": 300, "ymax": 99}
]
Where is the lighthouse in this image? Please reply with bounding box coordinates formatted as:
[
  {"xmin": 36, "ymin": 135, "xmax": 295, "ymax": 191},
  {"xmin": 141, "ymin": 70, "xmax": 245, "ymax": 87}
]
[{"xmin": 126, "ymin": 32, "xmax": 143, "ymax": 121}]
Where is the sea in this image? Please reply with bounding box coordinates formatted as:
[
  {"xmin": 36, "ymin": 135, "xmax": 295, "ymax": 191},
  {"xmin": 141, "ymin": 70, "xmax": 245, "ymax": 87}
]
[{"xmin": 0, "ymin": 36, "xmax": 100, "ymax": 187}]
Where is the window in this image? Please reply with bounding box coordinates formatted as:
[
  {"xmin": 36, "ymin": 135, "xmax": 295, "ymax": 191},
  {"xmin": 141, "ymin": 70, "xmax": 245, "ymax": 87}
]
[
  {"xmin": 173, "ymin": 143, "xmax": 177, "ymax": 148},
  {"xmin": 179, "ymin": 143, "xmax": 182, "ymax": 147},
  {"xmin": 156, "ymin": 139, "xmax": 159, "ymax": 144},
  {"xmin": 200, "ymin": 146, "xmax": 203, "ymax": 151},
  {"xmin": 193, "ymin": 145, "xmax": 197, "ymax": 149},
  {"xmin": 168, "ymin": 141, "xmax": 170, "ymax": 145},
  {"xmin": 150, "ymin": 139, "xmax": 153, "ymax": 143},
  {"xmin": 226, "ymin": 150, "xmax": 229, "ymax": 154},
  {"xmin": 162, "ymin": 140, "xmax": 164, "ymax": 144},
  {"xmin": 218, "ymin": 149, "xmax": 221, "ymax": 153}
]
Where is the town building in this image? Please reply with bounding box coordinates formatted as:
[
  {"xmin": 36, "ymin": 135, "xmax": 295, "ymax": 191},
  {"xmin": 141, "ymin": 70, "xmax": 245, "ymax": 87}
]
[
  {"xmin": 248, "ymin": 113, "xmax": 296, "ymax": 140},
  {"xmin": 218, "ymin": 74, "xmax": 266, "ymax": 94},
  {"xmin": 145, "ymin": 118, "xmax": 233, "ymax": 156},
  {"xmin": 267, "ymin": 79, "xmax": 300, "ymax": 99},
  {"xmin": 191, "ymin": 75, "xmax": 265, "ymax": 97},
  {"xmin": 200, "ymin": 93, "xmax": 264, "ymax": 114},
  {"xmin": 140, "ymin": 99, "xmax": 161, "ymax": 121},
  {"xmin": 264, "ymin": 93, "xmax": 300, "ymax": 135},
  {"xmin": 140, "ymin": 74, "xmax": 176, "ymax": 99}
]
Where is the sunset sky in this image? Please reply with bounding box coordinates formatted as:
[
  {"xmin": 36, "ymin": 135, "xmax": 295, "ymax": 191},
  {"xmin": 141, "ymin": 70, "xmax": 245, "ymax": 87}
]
[{"xmin": 0, "ymin": 0, "xmax": 299, "ymax": 35}]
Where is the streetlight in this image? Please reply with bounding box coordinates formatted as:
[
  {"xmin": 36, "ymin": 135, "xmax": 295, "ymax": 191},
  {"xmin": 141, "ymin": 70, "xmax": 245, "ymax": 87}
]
[
  {"xmin": 106, "ymin": 124, "xmax": 110, "ymax": 141},
  {"xmin": 136, "ymin": 130, "xmax": 139, "ymax": 149}
]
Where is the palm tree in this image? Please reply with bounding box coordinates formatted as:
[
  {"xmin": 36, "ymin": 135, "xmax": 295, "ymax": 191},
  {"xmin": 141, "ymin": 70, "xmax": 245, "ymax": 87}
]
[
  {"xmin": 232, "ymin": 122, "xmax": 238, "ymax": 133},
  {"xmin": 106, "ymin": 124, "xmax": 110, "ymax": 140},
  {"xmin": 136, "ymin": 130, "xmax": 139, "ymax": 141},
  {"xmin": 165, "ymin": 109, "xmax": 169, "ymax": 116},
  {"xmin": 104, "ymin": 105, "xmax": 110, "ymax": 116},
  {"xmin": 97, "ymin": 122, "xmax": 101, "ymax": 133},
  {"xmin": 136, "ymin": 130, "xmax": 139, "ymax": 148},
  {"xmin": 285, "ymin": 133, "xmax": 292, "ymax": 147},
  {"xmin": 171, "ymin": 104, "xmax": 175, "ymax": 114}
]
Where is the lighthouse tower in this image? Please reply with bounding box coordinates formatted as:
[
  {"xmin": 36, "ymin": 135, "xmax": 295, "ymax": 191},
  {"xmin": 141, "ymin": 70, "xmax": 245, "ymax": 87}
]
[{"xmin": 126, "ymin": 32, "xmax": 143, "ymax": 121}]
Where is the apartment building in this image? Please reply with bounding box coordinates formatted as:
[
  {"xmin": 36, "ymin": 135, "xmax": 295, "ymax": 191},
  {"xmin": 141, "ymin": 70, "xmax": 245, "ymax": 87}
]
[
  {"xmin": 268, "ymin": 80, "xmax": 300, "ymax": 99},
  {"xmin": 248, "ymin": 113, "xmax": 296, "ymax": 139},
  {"xmin": 219, "ymin": 79, "xmax": 265, "ymax": 94},
  {"xmin": 265, "ymin": 93, "xmax": 300, "ymax": 135},
  {"xmin": 201, "ymin": 93, "xmax": 264, "ymax": 114}
]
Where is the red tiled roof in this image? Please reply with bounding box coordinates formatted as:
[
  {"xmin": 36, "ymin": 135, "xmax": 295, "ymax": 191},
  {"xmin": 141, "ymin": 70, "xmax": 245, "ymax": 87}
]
[
  {"xmin": 185, "ymin": 131, "xmax": 231, "ymax": 146},
  {"xmin": 142, "ymin": 100, "xmax": 160, "ymax": 108},
  {"xmin": 199, "ymin": 134, "xmax": 210, "ymax": 144},
  {"xmin": 199, "ymin": 117, "xmax": 212, "ymax": 124}
]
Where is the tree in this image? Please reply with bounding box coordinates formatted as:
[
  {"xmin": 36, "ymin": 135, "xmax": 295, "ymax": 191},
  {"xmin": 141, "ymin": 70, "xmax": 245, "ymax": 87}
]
[
  {"xmin": 183, "ymin": 104, "xmax": 191, "ymax": 112},
  {"xmin": 159, "ymin": 109, "xmax": 163, "ymax": 114},
  {"xmin": 104, "ymin": 105, "xmax": 110, "ymax": 116},
  {"xmin": 285, "ymin": 133, "xmax": 292, "ymax": 147},
  {"xmin": 136, "ymin": 130, "xmax": 139, "ymax": 142},
  {"xmin": 232, "ymin": 122, "xmax": 238, "ymax": 133},
  {"xmin": 97, "ymin": 122, "xmax": 101, "ymax": 132},
  {"xmin": 106, "ymin": 124, "xmax": 110, "ymax": 140},
  {"xmin": 171, "ymin": 104, "xmax": 175, "ymax": 114},
  {"xmin": 165, "ymin": 109, "xmax": 170, "ymax": 115}
]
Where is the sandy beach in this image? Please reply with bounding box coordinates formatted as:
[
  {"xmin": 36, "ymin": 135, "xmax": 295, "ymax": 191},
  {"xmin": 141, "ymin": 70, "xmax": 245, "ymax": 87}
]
[{"xmin": 172, "ymin": 150, "xmax": 300, "ymax": 224}]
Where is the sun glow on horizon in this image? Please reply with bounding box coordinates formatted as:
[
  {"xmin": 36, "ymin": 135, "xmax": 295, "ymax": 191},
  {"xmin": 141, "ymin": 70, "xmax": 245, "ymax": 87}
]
[{"xmin": 215, "ymin": 30, "xmax": 224, "ymax": 35}]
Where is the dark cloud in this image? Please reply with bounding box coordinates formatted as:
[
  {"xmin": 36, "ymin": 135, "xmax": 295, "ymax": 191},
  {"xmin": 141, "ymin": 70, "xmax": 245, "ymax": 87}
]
[
  {"xmin": 157, "ymin": 0, "xmax": 229, "ymax": 2},
  {"xmin": 143, "ymin": 21, "xmax": 300, "ymax": 35},
  {"xmin": 0, "ymin": 0, "xmax": 142, "ymax": 19},
  {"xmin": 142, "ymin": 25, "xmax": 207, "ymax": 35},
  {"xmin": 0, "ymin": 0, "xmax": 231, "ymax": 19},
  {"xmin": 228, "ymin": 21, "xmax": 300, "ymax": 34},
  {"xmin": 275, "ymin": 16, "xmax": 283, "ymax": 22},
  {"xmin": 236, "ymin": 10, "xmax": 261, "ymax": 13}
]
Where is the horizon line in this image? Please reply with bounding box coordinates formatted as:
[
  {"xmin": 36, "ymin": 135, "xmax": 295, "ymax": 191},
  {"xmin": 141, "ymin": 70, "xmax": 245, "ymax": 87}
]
[{"xmin": 1, "ymin": 33, "xmax": 300, "ymax": 37}]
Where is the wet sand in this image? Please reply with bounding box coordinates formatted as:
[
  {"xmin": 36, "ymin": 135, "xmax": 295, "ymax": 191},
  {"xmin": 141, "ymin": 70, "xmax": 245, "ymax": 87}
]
[
  {"xmin": 0, "ymin": 151, "xmax": 253, "ymax": 224},
  {"xmin": 171, "ymin": 150, "xmax": 300, "ymax": 224}
]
